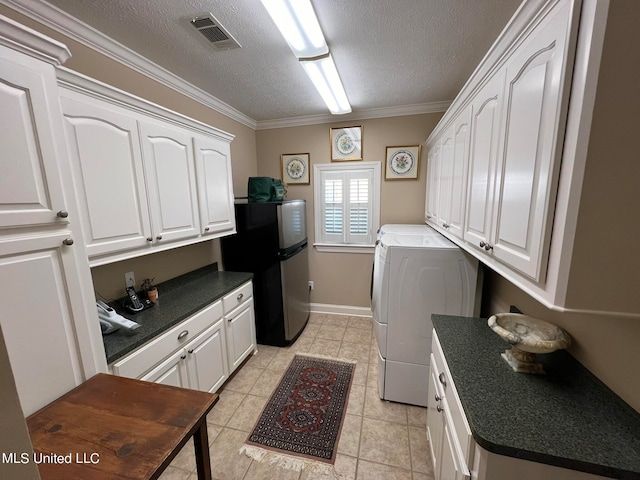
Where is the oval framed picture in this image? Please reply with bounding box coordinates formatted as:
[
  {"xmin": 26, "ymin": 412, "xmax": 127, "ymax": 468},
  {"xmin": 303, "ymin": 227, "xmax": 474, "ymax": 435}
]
[
  {"xmin": 281, "ymin": 153, "xmax": 310, "ymax": 185},
  {"xmin": 385, "ymin": 145, "xmax": 421, "ymax": 180}
]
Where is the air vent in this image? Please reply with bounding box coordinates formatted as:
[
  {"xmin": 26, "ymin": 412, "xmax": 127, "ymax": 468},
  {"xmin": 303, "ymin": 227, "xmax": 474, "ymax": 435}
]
[{"xmin": 189, "ymin": 13, "xmax": 241, "ymax": 51}]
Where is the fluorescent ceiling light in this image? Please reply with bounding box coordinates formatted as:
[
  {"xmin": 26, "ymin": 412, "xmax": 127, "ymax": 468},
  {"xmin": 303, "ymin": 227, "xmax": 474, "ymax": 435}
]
[
  {"xmin": 300, "ymin": 54, "xmax": 351, "ymax": 115},
  {"xmin": 260, "ymin": 0, "xmax": 328, "ymax": 58}
]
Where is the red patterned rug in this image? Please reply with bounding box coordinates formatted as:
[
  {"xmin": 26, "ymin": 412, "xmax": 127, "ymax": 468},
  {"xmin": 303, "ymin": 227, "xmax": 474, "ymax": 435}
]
[{"xmin": 241, "ymin": 355, "xmax": 355, "ymax": 471}]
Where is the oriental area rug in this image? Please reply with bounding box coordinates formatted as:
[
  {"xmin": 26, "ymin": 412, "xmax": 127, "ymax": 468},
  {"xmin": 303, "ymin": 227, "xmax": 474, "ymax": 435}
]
[{"xmin": 241, "ymin": 354, "xmax": 355, "ymax": 475}]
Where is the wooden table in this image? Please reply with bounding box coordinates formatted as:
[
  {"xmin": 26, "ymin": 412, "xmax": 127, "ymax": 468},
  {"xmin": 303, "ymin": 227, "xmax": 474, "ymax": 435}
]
[{"xmin": 27, "ymin": 373, "xmax": 219, "ymax": 480}]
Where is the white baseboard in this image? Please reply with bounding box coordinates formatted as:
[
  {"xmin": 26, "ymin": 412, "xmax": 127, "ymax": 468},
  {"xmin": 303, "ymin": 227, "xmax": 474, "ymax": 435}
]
[{"xmin": 310, "ymin": 303, "xmax": 373, "ymax": 317}]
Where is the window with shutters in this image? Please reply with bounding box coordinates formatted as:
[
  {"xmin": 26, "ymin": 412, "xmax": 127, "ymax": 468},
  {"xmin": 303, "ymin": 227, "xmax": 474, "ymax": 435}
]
[{"xmin": 313, "ymin": 162, "xmax": 380, "ymax": 253}]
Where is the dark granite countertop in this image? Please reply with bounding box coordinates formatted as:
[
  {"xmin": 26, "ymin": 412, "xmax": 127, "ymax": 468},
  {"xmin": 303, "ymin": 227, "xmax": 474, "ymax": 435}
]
[
  {"xmin": 432, "ymin": 315, "xmax": 640, "ymax": 480},
  {"xmin": 102, "ymin": 264, "xmax": 253, "ymax": 364}
]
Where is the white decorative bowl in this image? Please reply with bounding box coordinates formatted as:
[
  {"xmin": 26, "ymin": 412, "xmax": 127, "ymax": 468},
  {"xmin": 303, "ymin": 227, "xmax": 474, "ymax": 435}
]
[{"xmin": 488, "ymin": 313, "xmax": 571, "ymax": 374}]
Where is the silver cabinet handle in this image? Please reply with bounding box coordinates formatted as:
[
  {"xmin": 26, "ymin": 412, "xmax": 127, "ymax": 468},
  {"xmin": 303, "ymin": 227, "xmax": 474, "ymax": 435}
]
[
  {"xmin": 435, "ymin": 394, "xmax": 441, "ymax": 402},
  {"xmin": 237, "ymin": 293, "xmax": 244, "ymax": 301},
  {"xmin": 178, "ymin": 330, "xmax": 189, "ymax": 340},
  {"xmin": 62, "ymin": 238, "xmax": 74, "ymax": 246},
  {"xmin": 437, "ymin": 405, "xmax": 443, "ymax": 413},
  {"xmin": 56, "ymin": 210, "xmax": 69, "ymax": 218},
  {"xmin": 480, "ymin": 240, "xmax": 493, "ymax": 251},
  {"xmin": 438, "ymin": 372, "xmax": 447, "ymax": 387}
]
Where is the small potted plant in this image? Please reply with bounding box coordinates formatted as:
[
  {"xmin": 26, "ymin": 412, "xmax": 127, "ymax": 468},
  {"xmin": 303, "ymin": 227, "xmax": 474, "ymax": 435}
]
[{"xmin": 141, "ymin": 278, "xmax": 158, "ymax": 303}]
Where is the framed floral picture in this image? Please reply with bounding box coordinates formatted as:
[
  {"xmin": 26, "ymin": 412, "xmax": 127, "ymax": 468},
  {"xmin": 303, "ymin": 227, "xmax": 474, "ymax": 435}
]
[
  {"xmin": 281, "ymin": 153, "xmax": 310, "ymax": 185},
  {"xmin": 385, "ymin": 145, "xmax": 421, "ymax": 180},
  {"xmin": 330, "ymin": 126, "xmax": 362, "ymax": 161}
]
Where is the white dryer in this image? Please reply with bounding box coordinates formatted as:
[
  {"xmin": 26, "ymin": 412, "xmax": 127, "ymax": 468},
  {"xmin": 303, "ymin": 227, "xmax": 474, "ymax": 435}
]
[{"xmin": 372, "ymin": 233, "xmax": 479, "ymax": 406}]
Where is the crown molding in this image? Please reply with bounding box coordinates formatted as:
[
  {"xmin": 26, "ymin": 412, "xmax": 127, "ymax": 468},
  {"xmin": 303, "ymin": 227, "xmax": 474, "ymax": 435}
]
[
  {"xmin": 255, "ymin": 101, "xmax": 451, "ymax": 130},
  {"xmin": 4, "ymin": 0, "xmax": 452, "ymax": 132},
  {"xmin": 0, "ymin": 12, "xmax": 70, "ymax": 64},
  {"xmin": 3, "ymin": 0, "xmax": 258, "ymax": 129}
]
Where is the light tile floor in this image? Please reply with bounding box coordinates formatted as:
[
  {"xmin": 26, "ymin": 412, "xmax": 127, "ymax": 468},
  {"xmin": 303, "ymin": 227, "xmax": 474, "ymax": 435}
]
[{"xmin": 159, "ymin": 313, "xmax": 435, "ymax": 480}]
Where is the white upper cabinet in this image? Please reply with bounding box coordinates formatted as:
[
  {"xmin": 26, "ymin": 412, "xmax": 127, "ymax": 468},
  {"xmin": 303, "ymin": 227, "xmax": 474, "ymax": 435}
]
[
  {"xmin": 57, "ymin": 69, "xmax": 236, "ymax": 266},
  {"xmin": 61, "ymin": 95, "xmax": 152, "ymax": 257},
  {"xmin": 463, "ymin": 72, "xmax": 505, "ymax": 251},
  {"xmin": 0, "ymin": 45, "xmax": 69, "ymax": 229},
  {"xmin": 490, "ymin": 1, "xmax": 574, "ymax": 281},
  {"xmin": 425, "ymin": 144, "xmax": 440, "ymax": 223},
  {"xmin": 193, "ymin": 135, "xmax": 236, "ymax": 236},
  {"xmin": 139, "ymin": 122, "xmax": 200, "ymax": 243},
  {"xmin": 0, "ymin": 16, "xmax": 107, "ymax": 416},
  {"xmin": 441, "ymin": 108, "xmax": 472, "ymax": 239},
  {"xmin": 423, "ymin": 0, "xmax": 611, "ymax": 312},
  {"xmin": 437, "ymin": 129, "xmax": 454, "ymax": 230}
]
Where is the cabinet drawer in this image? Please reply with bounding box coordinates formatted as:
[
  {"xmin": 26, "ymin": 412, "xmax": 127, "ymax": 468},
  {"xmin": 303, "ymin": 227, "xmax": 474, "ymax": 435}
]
[
  {"xmin": 223, "ymin": 281, "xmax": 252, "ymax": 313},
  {"xmin": 112, "ymin": 300, "xmax": 223, "ymax": 379}
]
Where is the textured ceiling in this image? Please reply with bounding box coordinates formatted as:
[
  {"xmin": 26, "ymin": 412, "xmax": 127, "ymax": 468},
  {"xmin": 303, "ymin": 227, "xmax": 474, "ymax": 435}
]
[{"xmin": 42, "ymin": 0, "xmax": 522, "ymax": 122}]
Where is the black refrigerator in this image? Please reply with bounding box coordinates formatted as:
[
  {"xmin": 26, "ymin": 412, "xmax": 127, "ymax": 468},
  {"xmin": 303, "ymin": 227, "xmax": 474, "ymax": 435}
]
[{"xmin": 221, "ymin": 199, "xmax": 310, "ymax": 346}]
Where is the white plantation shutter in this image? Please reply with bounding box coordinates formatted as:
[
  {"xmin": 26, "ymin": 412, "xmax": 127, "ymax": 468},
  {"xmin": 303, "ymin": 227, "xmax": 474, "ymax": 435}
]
[
  {"xmin": 323, "ymin": 174, "xmax": 344, "ymax": 242},
  {"xmin": 315, "ymin": 163, "xmax": 379, "ymax": 248},
  {"xmin": 347, "ymin": 174, "xmax": 372, "ymax": 243}
]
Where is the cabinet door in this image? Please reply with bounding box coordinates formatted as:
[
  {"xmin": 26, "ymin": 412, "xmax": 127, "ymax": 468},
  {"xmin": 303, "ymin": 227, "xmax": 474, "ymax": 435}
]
[
  {"xmin": 139, "ymin": 122, "xmax": 200, "ymax": 244},
  {"xmin": 448, "ymin": 110, "xmax": 471, "ymax": 239},
  {"xmin": 491, "ymin": 1, "xmax": 574, "ymax": 281},
  {"xmin": 186, "ymin": 320, "xmax": 228, "ymax": 393},
  {"xmin": 426, "ymin": 362, "xmax": 444, "ymax": 478},
  {"xmin": 140, "ymin": 349, "xmax": 189, "ymax": 388},
  {"xmin": 441, "ymin": 419, "xmax": 470, "ymax": 480},
  {"xmin": 438, "ymin": 130, "xmax": 454, "ymax": 230},
  {"xmin": 425, "ymin": 144, "xmax": 440, "ymax": 224},
  {"xmin": 60, "ymin": 95, "xmax": 151, "ymax": 257},
  {"xmin": 0, "ymin": 231, "xmax": 84, "ymax": 415},
  {"xmin": 0, "ymin": 46, "xmax": 68, "ymax": 228},
  {"xmin": 193, "ymin": 135, "xmax": 236, "ymax": 236},
  {"xmin": 225, "ymin": 300, "xmax": 256, "ymax": 373},
  {"xmin": 463, "ymin": 71, "xmax": 505, "ymax": 251}
]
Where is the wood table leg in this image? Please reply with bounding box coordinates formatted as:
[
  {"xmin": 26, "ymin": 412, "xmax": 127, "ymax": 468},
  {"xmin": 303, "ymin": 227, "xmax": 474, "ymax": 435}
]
[{"xmin": 193, "ymin": 420, "xmax": 212, "ymax": 480}]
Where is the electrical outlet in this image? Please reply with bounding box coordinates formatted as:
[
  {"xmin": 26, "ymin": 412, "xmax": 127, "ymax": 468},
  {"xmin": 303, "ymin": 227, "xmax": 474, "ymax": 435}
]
[
  {"xmin": 125, "ymin": 271, "xmax": 136, "ymax": 289},
  {"xmin": 308, "ymin": 281, "xmax": 314, "ymax": 291}
]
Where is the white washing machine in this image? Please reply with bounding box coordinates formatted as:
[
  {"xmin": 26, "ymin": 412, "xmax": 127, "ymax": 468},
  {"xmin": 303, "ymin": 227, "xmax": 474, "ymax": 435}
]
[{"xmin": 371, "ymin": 233, "xmax": 480, "ymax": 406}]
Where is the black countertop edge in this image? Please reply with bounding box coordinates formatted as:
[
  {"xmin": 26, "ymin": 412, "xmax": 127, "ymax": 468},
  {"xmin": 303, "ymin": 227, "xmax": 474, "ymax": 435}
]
[
  {"xmin": 432, "ymin": 315, "xmax": 640, "ymax": 480},
  {"xmin": 102, "ymin": 264, "xmax": 253, "ymax": 364}
]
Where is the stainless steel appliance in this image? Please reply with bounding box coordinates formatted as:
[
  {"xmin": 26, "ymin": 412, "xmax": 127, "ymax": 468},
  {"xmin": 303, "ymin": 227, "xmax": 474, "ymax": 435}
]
[{"xmin": 221, "ymin": 199, "xmax": 310, "ymax": 346}]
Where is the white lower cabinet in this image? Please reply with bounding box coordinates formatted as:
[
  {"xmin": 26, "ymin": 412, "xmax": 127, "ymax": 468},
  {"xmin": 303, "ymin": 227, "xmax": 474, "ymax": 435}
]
[
  {"xmin": 112, "ymin": 281, "xmax": 256, "ymax": 393},
  {"xmin": 140, "ymin": 348, "xmax": 189, "ymax": 388},
  {"xmin": 225, "ymin": 300, "xmax": 256, "ymax": 372},
  {"xmin": 140, "ymin": 320, "xmax": 228, "ymax": 394},
  {"xmin": 429, "ymin": 330, "xmax": 609, "ymax": 480},
  {"xmin": 185, "ymin": 320, "xmax": 228, "ymax": 393},
  {"xmin": 427, "ymin": 347, "xmax": 472, "ymax": 480},
  {"xmin": 223, "ymin": 282, "xmax": 257, "ymax": 372}
]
